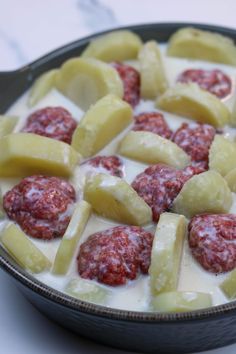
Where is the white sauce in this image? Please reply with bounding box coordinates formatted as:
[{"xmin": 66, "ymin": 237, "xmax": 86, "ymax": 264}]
[{"xmin": 2, "ymin": 46, "xmax": 236, "ymax": 311}]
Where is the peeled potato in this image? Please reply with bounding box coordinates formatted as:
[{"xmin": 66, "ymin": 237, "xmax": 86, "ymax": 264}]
[
  {"xmin": 149, "ymin": 213, "xmax": 187, "ymax": 295},
  {"xmin": 225, "ymin": 168, "xmax": 236, "ymax": 192},
  {"xmin": 28, "ymin": 69, "xmax": 58, "ymax": 107},
  {"xmin": 172, "ymin": 170, "xmax": 232, "ymax": 218},
  {"xmin": 167, "ymin": 27, "xmax": 236, "ymax": 66},
  {"xmin": 52, "ymin": 201, "xmax": 91, "ymax": 275},
  {"xmin": 156, "ymin": 83, "xmax": 230, "ymax": 127},
  {"xmin": 55, "ymin": 58, "xmax": 123, "ymax": 110},
  {"xmin": 151, "ymin": 291, "xmax": 212, "ymax": 313},
  {"xmin": 66, "ymin": 278, "xmax": 111, "ymax": 304},
  {"xmin": 0, "ymin": 133, "xmax": 79, "ymax": 177},
  {"xmin": 209, "ymin": 135, "xmax": 236, "ymax": 176},
  {"xmin": 84, "ymin": 173, "xmax": 152, "ymax": 225},
  {"xmin": 72, "ymin": 94, "xmax": 132, "ymax": 157},
  {"xmin": 118, "ymin": 131, "xmax": 190, "ymax": 169},
  {"xmin": 0, "ymin": 115, "xmax": 18, "ymax": 137},
  {"xmin": 81, "ymin": 30, "xmax": 142, "ymax": 62},
  {"xmin": 0, "ymin": 223, "xmax": 51, "ymax": 273},
  {"xmin": 139, "ymin": 41, "xmax": 168, "ymax": 99},
  {"xmin": 220, "ymin": 269, "xmax": 236, "ymax": 299}
]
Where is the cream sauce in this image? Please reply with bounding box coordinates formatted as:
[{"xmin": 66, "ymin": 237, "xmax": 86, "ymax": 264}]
[{"xmin": 2, "ymin": 48, "xmax": 236, "ymax": 311}]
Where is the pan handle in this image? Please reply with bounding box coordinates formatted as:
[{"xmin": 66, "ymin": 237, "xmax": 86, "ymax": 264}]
[{"xmin": 0, "ymin": 66, "xmax": 33, "ymax": 113}]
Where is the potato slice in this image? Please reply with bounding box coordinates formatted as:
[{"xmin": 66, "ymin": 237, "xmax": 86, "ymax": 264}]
[
  {"xmin": 65, "ymin": 278, "xmax": 111, "ymax": 304},
  {"xmin": 118, "ymin": 131, "xmax": 190, "ymax": 169},
  {"xmin": 0, "ymin": 133, "xmax": 79, "ymax": 177},
  {"xmin": 172, "ymin": 170, "xmax": 232, "ymax": 218},
  {"xmin": 0, "ymin": 188, "xmax": 4, "ymax": 218},
  {"xmin": 149, "ymin": 213, "xmax": 187, "ymax": 295},
  {"xmin": 0, "ymin": 115, "xmax": 18, "ymax": 137},
  {"xmin": 151, "ymin": 291, "xmax": 212, "ymax": 313},
  {"xmin": 209, "ymin": 135, "xmax": 236, "ymax": 176},
  {"xmin": 81, "ymin": 30, "xmax": 142, "ymax": 62},
  {"xmin": 167, "ymin": 27, "xmax": 236, "ymax": 66},
  {"xmin": 55, "ymin": 58, "xmax": 123, "ymax": 110},
  {"xmin": 71, "ymin": 94, "xmax": 132, "ymax": 157},
  {"xmin": 139, "ymin": 41, "xmax": 168, "ymax": 99},
  {"xmin": 52, "ymin": 201, "xmax": 91, "ymax": 275},
  {"xmin": 220, "ymin": 269, "xmax": 236, "ymax": 299},
  {"xmin": 156, "ymin": 83, "xmax": 230, "ymax": 127},
  {"xmin": 225, "ymin": 168, "xmax": 236, "ymax": 192},
  {"xmin": 28, "ymin": 69, "xmax": 58, "ymax": 107},
  {"xmin": 84, "ymin": 173, "xmax": 152, "ymax": 225},
  {"xmin": 0, "ymin": 223, "xmax": 51, "ymax": 273}
]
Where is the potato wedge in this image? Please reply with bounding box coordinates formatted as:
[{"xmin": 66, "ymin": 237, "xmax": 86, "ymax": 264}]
[
  {"xmin": 0, "ymin": 223, "xmax": 51, "ymax": 273},
  {"xmin": 167, "ymin": 27, "xmax": 236, "ymax": 66},
  {"xmin": 81, "ymin": 30, "xmax": 142, "ymax": 62},
  {"xmin": 65, "ymin": 278, "xmax": 111, "ymax": 304},
  {"xmin": 225, "ymin": 168, "xmax": 236, "ymax": 192},
  {"xmin": 84, "ymin": 173, "xmax": 152, "ymax": 225},
  {"xmin": 71, "ymin": 94, "xmax": 132, "ymax": 157},
  {"xmin": 157, "ymin": 83, "xmax": 230, "ymax": 128},
  {"xmin": 209, "ymin": 135, "xmax": 236, "ymax": 176},
  {"xmin": 139, "ymin": 41, "xmax": 168, "ymax": 99},
  {"xmin": 52, "ymin": 201, "xmax": 91, "ymax": 275},
  {"xmin": 0, "ymin": 187, "xmax": 4, "ymax": 218},
  {"xmin": 118, "ymin": 131, "xmax": 190, "ymax": 169},
  {"xmin": 0, "ymin": 115, "xmax": 18, "ymax": 137},
  {"xmin": 151, "ymin": 291, "xmax": 212, "ymax": 313},
  {"xmin": 149, "ymin": 213, "xmax": 187, "ymax": 295},
  {"xmin": 28, "ymin": 69, "xmax": 58, "ymax": 107},
  {"xmin": 220, "ymin": 269, "xmax": 236, "ymax": 299},
  {"xmin": 172, "ymin": 170, "xmax": 232, "ymax": 218},
  {"xmin": 55, "ymin": 58, "xmax": 123, "ymax": 110},
  {"xmin": 0, "ymin": 133, "xmax": 79, "ymax": 177}
]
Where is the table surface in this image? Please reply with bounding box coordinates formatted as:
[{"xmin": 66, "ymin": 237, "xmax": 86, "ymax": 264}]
[{"xmin": 1, "ymin": 0, "xmax": 236, "ymax": 353}]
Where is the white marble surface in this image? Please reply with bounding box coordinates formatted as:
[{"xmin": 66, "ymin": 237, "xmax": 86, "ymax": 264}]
[{"xmin": 1, "ymin": 0, "xmax": 236, "ymax": 353}]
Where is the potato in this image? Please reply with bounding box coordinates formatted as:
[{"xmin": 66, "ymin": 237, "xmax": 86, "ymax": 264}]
[
  {"xmin": 0, "ymin": 115, "xmax": 18, "ymax": 137},
  {"xmin": 149, "ymin": 213, "xmax": 187, "ymax": 295},
  {"xmin": 55, "ymin": 58, "xmax": 123, "ymax": 110},
  {"xmin": 52, "ymin": 201, "xmax": 91, "ymax": 275},
  {"xmin": 84, "ymin": 173, "xmax": 152, "ymax": 225},
  {"xmin": 225, "ymin": 168, "xmax": 236, "ymax": 192},
  {"xmin": 151, "ymin": 291, "xmax": 212, "ymax": 313},
  {"xmin": 81, "ymin": 30, "xmax": 142, "ymax": 62},
  {"xmin": 220, "ymin": 269, "xmax": 236, "ymax": 299},
  {"xmin": 28, "ymin": 69, "xmax": 58, "ymax": 107},
  {"xmin": 65, "ymin": 278, "xmax": 111, "ymax": 304},
  {"xmin": 156, "ymin": 83, "xmax": 230, "ymax": 127},
  {"xmin": 139, "ymin": 41, "xmax": 168, "ymax": 99},
  {"xmin": 118, "ymin": 131, "xmax": 190, "ymax": 169},
  {"xmin": 0, "ymin": 133, "xmax": 79, "ymax": 177},
  {"xmin": 0, "ymin": 223, "xmax": 51, "ymax": 273},
  {"xmin": 209, "ymin": 135, "xmax": 236, "ymax": 176},
  {"xmin": 71, "ymin": 94, "xmax": 132, "ymax": 157},
  {"xmin": 172, "ymin": 170, "xmax": 232, "ymax": 218},
  {"xmin": 0, "ymin": 188, "xmax": 4, "ymax": 218},
  {"xmin": 167, "ymin": 27, "xmax": 236, "ymax": 66}
]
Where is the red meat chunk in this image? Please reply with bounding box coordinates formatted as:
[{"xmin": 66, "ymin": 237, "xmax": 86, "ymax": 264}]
[
  {"xmin": 172, "ymin": 123, "xmax": 216, "ymax": 170},
  {"xmin": 189, "ymin": 214, "xmax": 236, "ymax": 273},
  {"xmin": 177, "ymin": 69, "xmax": 232, "ymax": 99},
  {"xmin": 112, "ymin": 62, "xmax": 140, "ymax": 107},
  {"xmin": 77, "ymin": 226, "xmax": 153, "ymax": 286},
  {"xmin": 84, "ymin": 155, "xmax": 124, "ymax": 177},
  {"xmin": 3, "ymin": 175, "xmax": 76, "ymax": 240},
  {"xmin": 132, "ymin": 164, "xmax": 202, "ymax": 222},
  {"xmin": 22, "ymin": 106, "xmax": 77, "ymax": 144},
  {"xmin": 133, "ymin": 112, "xmax": 173, "ymax": 139}
]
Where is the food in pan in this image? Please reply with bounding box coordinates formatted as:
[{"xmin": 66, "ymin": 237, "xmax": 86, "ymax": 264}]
[{"xmin": 2, "ymin": 27, "xmax": 236, "ymax": 313}]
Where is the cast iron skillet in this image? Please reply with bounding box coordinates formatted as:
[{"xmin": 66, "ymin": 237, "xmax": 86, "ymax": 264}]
[{"xmin": 1, "ymin": 22, "xmax": 236, "ymax": 354}]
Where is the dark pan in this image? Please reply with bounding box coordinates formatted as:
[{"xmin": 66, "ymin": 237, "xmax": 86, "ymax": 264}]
[{"xmin": 1, "ymin": 22, "xmax": 236, "ymax": 354}]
